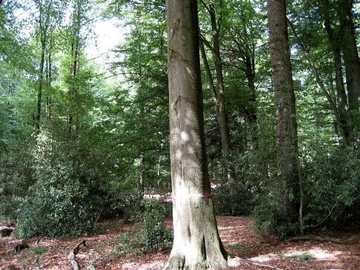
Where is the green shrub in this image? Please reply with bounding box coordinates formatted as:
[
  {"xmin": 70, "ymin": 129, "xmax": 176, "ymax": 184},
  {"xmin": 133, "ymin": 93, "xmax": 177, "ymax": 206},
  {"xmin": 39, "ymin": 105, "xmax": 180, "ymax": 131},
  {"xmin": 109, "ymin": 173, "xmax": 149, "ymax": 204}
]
[
  {"xmin": 31, "ymin": 246, "xmax": 47, "ymax": 255},
  {"xmin": 302, "ymin": 146, "xmax": 360, "ymax": 230},
  {"xmin": 116, "ymin": 199, "xmax": 172, "ymax": 255},
  {"xmin": 15, "ymin": 181, "xmax": 103, "ymax": 237},
  {"xmin": 136, "ymin": 200, "xmax": 172, "ymax": 252},
  {"xmin": 213, "ymin": 183, "xmax": 254, "ymax": 216},
  {"xmin": 14, "ymin": 133, "xmax": 111, "ymax": 238},
  {"xmin": 253, "ymin": 144, "xmax": 360, "ymax": 238},
  {"xmin": 100, "ymin": 192, "xmax": 138, "ymax": 219},
  {"xmin": 252, "ymin": 191, "xmax": 300, "ymax": 239},
  {"xmin": 0, "ymin": 143, "xmax": 35, "ymax": 222}
]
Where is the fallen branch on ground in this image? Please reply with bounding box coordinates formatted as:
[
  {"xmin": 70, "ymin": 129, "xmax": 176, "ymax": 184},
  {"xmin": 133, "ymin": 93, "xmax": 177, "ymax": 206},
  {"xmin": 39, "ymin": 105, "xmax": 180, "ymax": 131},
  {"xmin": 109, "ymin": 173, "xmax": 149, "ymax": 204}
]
[
  {"xmin": 13, "ymin": 240, "xmax": 29, "ymax": 254},
  {"xmin": 68, "ymin": 240, "xmax": 87, "ymax": 270}
]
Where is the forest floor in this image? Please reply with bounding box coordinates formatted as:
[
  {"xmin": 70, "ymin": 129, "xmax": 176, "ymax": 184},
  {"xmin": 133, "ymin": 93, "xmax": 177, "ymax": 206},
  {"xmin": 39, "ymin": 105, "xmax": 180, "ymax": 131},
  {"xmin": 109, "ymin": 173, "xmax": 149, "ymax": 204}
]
[{"xmin": 1, "ymin": 216, "xmax": 360, "ymax": 269}]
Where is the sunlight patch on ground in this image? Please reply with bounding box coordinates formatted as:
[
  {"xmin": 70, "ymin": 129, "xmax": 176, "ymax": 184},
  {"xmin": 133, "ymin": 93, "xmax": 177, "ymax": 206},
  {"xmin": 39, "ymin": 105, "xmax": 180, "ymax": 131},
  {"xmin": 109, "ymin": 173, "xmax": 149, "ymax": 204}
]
[
  {"xmin": 218, "ymin": 226, "xmax": 235, "ymax": 231},
  {"xmin": 249, "ymin": 253, "xmax": 279, "ymax": 262},
  {"xmin": 121, "ymin": 260, "xmax": 165, "ymax": 270},
  {"xmin": 250, "ymin": 248, "xmax": 344, "ymax": 263},
  {"xmin": 307, "ymin": 248, "xmax": 343, "ymax": 260}
]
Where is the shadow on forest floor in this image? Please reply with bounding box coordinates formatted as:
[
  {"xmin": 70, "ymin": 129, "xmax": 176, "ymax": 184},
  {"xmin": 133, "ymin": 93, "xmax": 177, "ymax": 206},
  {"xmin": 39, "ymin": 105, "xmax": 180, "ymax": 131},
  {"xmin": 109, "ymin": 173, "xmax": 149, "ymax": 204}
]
[{"xmin": 1, "ymin": 216, "xmax": 360, "ymax": 269}]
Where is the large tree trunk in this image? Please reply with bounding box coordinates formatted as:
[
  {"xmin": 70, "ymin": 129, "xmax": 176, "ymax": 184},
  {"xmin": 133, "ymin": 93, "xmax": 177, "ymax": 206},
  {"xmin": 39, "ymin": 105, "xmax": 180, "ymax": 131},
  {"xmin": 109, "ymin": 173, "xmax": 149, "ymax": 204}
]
[
  {"xmin": 340, "ymin": 0, "xmax": 360, "ymax": 135},
  {"xmin": 164, "ymin": 0, "xmax": 228, "ymax": 269},
  {"xmin": 267, "ymin": 0, "xmax": 300, "ymax": 226}
]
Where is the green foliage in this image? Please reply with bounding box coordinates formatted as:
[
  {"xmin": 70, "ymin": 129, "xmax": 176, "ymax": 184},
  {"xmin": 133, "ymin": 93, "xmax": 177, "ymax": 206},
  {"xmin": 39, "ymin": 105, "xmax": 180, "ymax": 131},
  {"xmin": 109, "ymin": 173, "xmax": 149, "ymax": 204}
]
[
  {"xmin": 1, "ymin": 0, "xmax": 360, "ymax": 246},
  {"xmin": 115, "ymin": 199, "xmax": 172, "ymax": 255},
  {"xmin": 253, "ymin": 200, "xmax": 301, "ymax": 239},
  {"xmin": 213, "ymin": 183, "xmax": 254, "ymax": 216},
  {"xmin": 114, "ymin": 231, "xmax": 141, "ymax": 257},
  {"xmin": 302, "ymin": 145, "xmax": 360, "ymax": 229},
  {"xmin": 31, "ymin": 246, "xmax": 47, "ymax": 255},
  {"xmin": 135, "ymin": 200, "xmax": 172, "ymax": 253},
  {"xmin": 253, "ymin": 140, "xmax": 360, "ymax": 238},
  {"xmin": 14, "ymin": 133, "xmax": 112, "ymax": 238},
  {"xmin": 15, "ymin": 179, "xmax": 102, "ymax": 238},
  {"xmin": 0, "ymin": 142, "xmax": 35, "ymax": 222}
]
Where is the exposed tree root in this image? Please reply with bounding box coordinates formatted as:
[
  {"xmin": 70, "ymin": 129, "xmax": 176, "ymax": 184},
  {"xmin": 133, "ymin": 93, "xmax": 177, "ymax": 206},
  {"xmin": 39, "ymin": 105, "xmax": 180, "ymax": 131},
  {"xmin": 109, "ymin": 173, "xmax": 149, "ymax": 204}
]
[{"xmin": 68, "ymin": 240, "xmax": 86, "ymax": 270}]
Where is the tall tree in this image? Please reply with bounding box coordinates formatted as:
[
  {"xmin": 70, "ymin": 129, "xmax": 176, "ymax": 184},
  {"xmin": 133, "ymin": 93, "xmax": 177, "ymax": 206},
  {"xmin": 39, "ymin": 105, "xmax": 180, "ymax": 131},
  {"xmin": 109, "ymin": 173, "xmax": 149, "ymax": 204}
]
[
  {"xmin": 32, "ymin": 0, "xmax": 66, "ymax": 134},
  {"xmin": 339, "ymin": 0, "xmax": 360, "ymax": 135},
  {"xmin": 67, "ymin": 0, "xmax": 85, "ymax": 134},
  {"xmin": 289, "ymin": 0, "xmax": 358, "ymax": 146},
  {"xmin": 199, "ymin": 0, "xmax": 233, "ymax": 184},
  {"xmin": 164, "ymin": 0, "xmax": 227, "ymax": 268},
  {"xmin": 111, "ymin": 0, "xmax": 170, "ymax": 190},
  {"xmin": 34, "ymin": 0, "xmax": 50, "ymax": 134},
  {"xmin": 319, "ymin": 0, "xmax": 354, "ymax": 145},
  {"xmin": 267, "ymin": 0, "xmax": 300, "ymax": 232}
]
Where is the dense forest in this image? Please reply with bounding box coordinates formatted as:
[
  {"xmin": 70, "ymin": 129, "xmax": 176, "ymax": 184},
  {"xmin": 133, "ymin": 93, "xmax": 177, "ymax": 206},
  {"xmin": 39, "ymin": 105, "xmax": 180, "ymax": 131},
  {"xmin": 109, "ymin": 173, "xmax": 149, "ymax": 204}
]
[{"xmin": 1, "ymin": 0, "xmax": 360, "ymax": 267}]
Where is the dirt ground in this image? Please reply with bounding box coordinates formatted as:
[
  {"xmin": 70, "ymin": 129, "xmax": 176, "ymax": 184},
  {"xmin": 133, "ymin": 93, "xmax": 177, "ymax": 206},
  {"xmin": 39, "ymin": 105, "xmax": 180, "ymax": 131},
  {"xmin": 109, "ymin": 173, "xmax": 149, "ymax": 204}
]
[{"xmin": 1, "ymin": 216, "xmax": 360, "ymax": 269}]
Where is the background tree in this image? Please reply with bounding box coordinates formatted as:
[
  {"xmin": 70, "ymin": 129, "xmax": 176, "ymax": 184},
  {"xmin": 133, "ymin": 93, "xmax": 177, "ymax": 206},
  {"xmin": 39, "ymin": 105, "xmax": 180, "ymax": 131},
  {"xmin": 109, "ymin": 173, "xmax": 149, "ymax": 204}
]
[
  {"xmin": 199, "ymin": 0, "xmax": 233, "ymax": 184},
  {"xmin": 110, "ymin": 0, "xmax": 170, "ymax": 192},
  {"xmin": 267, "ymin": 0, "xmax": 300, "ymax": 236}
]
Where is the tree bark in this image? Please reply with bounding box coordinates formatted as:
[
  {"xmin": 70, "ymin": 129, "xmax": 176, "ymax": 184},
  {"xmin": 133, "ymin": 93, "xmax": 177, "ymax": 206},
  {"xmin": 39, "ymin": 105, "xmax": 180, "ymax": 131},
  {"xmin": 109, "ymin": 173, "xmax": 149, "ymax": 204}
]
[
  {"xmin": 164, "ymin": 0, "xmax": 228, "ymax": 268},
  {"xmin": 339, "ymin": 0, "xmax": 360, "ymax": 134},
  {"xmin": 267, "ymin": 0, "xmax": 300, "ymax": 226}
]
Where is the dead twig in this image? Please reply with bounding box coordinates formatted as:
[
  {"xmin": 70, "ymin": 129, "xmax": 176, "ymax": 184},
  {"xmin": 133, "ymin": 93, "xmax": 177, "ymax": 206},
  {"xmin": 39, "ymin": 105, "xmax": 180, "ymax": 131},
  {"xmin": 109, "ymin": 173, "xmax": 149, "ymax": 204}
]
[{"xmin": 68, "ymin": 240, "xmax": 87, "ymax": 270}]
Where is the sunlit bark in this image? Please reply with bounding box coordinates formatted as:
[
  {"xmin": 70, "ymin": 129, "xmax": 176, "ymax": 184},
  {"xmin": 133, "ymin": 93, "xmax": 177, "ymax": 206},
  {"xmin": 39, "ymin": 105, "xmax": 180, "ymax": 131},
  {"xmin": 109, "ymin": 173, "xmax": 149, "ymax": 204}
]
[{"xmin": 164, "ymin": 0, "xmax": 227, "ymax": 268}]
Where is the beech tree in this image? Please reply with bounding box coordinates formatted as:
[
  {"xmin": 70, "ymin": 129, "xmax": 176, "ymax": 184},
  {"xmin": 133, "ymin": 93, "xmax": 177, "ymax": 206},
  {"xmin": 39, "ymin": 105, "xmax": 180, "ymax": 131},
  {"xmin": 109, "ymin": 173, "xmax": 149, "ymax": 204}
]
[{"xmin": 164, "ymin": 0, "xmax": 227, "ymax": 269}]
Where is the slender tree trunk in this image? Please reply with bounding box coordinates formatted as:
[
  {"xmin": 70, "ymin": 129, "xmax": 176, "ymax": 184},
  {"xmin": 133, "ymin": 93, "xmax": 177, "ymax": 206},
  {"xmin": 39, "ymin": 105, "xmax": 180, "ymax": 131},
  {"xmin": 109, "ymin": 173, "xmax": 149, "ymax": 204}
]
[
  {"xmin": 67, "ymin": 1, "xmax": 82, "ymax": 134},
  {"xmin": 138, "ymin": 152, "xmax": 145, "ymax": 200},
  {"xmin": 288, "ymin": 18, "xmax": 349, "ymax": 147},
  {"xmin": 34, "ymin": 1, "xmax": 50, "ymax": 135},
  {"xmin": 200, "ymin": 2, "xmax": 233, "ymax": 184},
  {"xmin": 244, "ymin": 55, "xmax": 258, "ymax": 147},
  {"xmin": 267, "ymin": 0, "xmax": 300, "ymax": 227},
  {"xmin": 164, "ymin": 0, "xmax": 227, "ymax": 268},
  {"xmin": 35, "ymin": 40, "xmax": 45, "ymax": 135},
  {"xmin": 45, "ymin": 39, "xmax": 52, "ymax": 120},
  {"xmin": 321, "ymin": 0, "xmax": 353, "ymax": 145}
]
